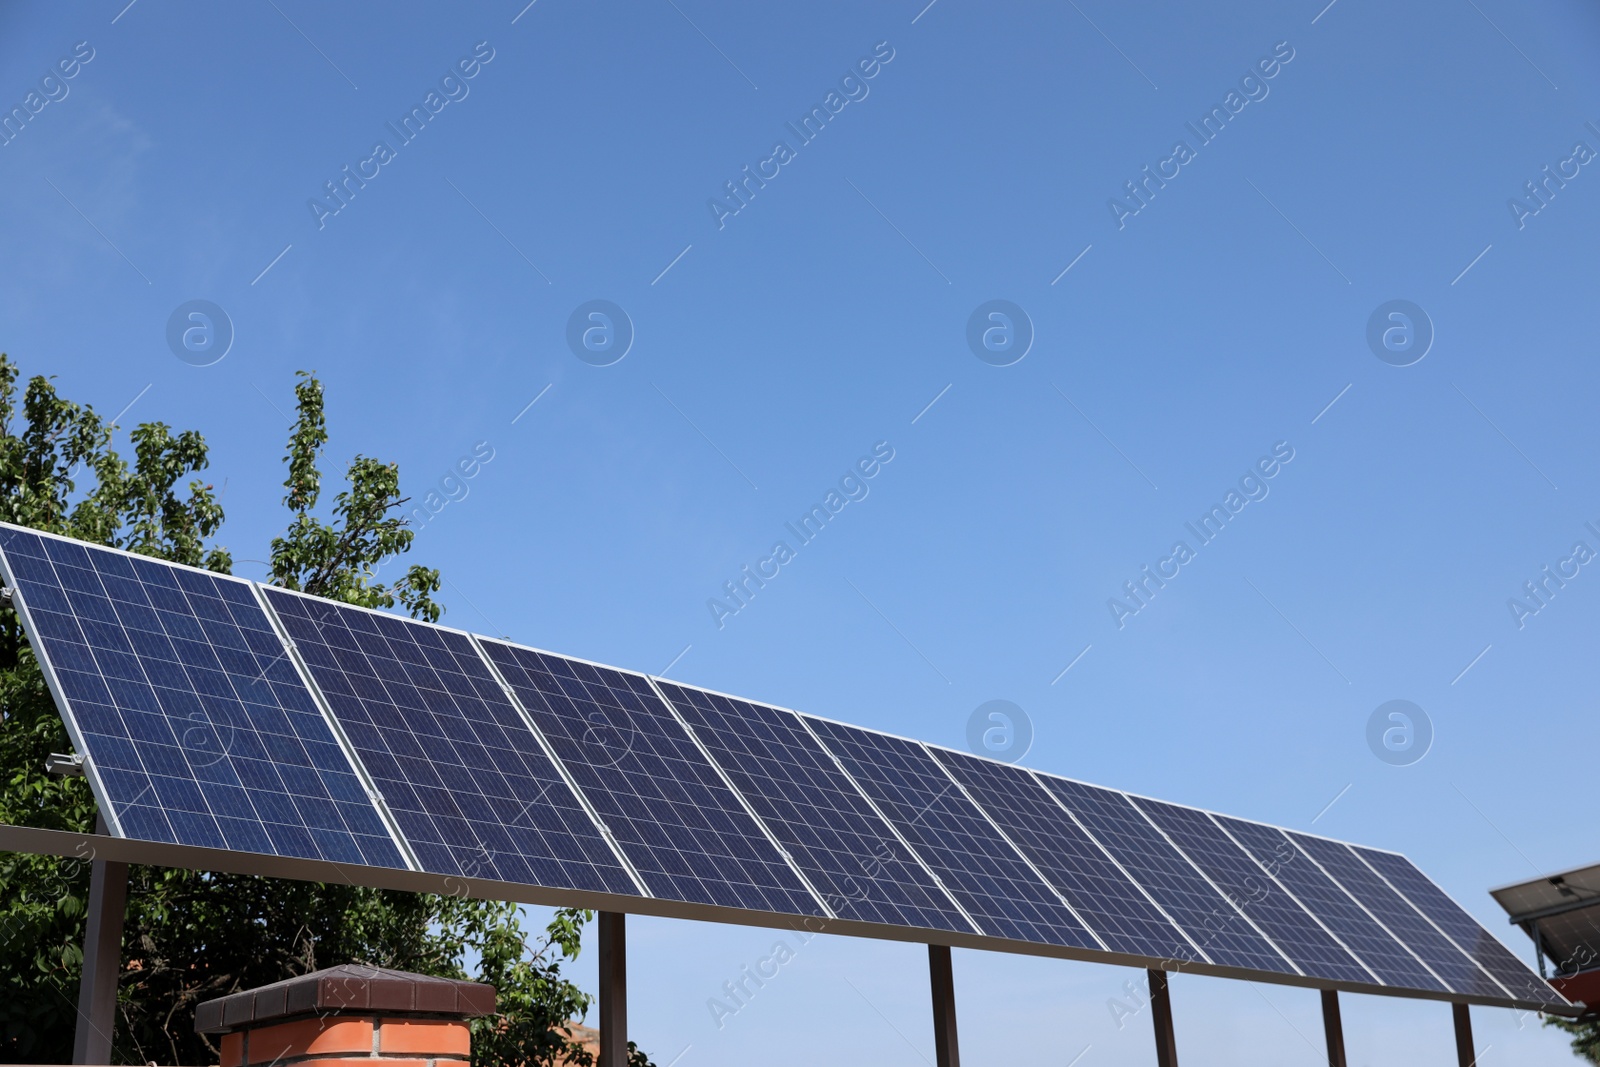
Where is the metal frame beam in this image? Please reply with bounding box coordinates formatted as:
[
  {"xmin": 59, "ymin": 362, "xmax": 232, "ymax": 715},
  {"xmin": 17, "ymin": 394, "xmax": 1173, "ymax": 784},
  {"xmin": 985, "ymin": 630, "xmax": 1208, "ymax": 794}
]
[
  {"xmin": 0, "ymin": 822, "xmax": 1576, "ymax": 1019},
  {"xmin": 599, "ymin": 912, "xmax": 628, "ymax": 1067},
  {"xmin": 1504, "ymin": 895, "xmax": 1600, "ymax": 926},
  {"xmin": 72, "ymin": 818, "xmax": 127, "ymax": 1065},
  {"xmin": 929, "ymin": 944, "xmax": 960, "ymax": 1067}
]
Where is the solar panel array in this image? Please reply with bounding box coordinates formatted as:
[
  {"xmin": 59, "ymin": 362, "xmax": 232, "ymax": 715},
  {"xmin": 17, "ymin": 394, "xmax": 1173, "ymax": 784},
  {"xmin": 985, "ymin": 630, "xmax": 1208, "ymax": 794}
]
[{"xmin": 0, "ymin": 523, "xmax": 1564, "ymax": 1011}]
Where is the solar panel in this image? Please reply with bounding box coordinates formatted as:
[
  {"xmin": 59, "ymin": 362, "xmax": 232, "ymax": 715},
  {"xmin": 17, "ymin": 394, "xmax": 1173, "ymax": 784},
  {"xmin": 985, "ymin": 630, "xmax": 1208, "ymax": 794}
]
[
  {"xmin": 654, "ymin": 682, "xmax": 973, "ymax": 933},
  {"xmin": 478, "ymin": 639, "xmax": 823, "ymax": 917},
  {"xmin": 3, "ymin": 522, "xmax": 1565, "ymax": 1013},
  {"xmin": 1354, "ymin": 846, "xmax": 1556, "ymax": 1004},
  {"xmin": 1491, "ymin": 864, "xmax": 1600, "ymax": 976},
  {"xmin": 804, "ymin": 717, "xmax": 1102, "ymax": 950},
  {"xmin": 929, "ymin": 747, "xmax": 1202, "ymax": 963},
  {"xmin": 1286, "ymin": 832, "xmax": 1509, "ymax": 1000},
  {"xmin": 1215, "ymin": 815, "xmax": 1447, "ymax": 992},
  {"xmin": 1038, "ymin": 777, "xmax": 1295, "ymax": 974},
  {"xmin": 0, "ymin": 526, "xmax": 401, "ymax": 867},
  {"xmin": 262, "ymin": 588, "xmax": 640, "ymax": 897},
  {"xmin": 1533, "ymin": 909, "xmax": 1600, "ymax": 975},
  {"xmin": 1131, "ymin": 797, "xmax": 1375, "ymax": 984}
]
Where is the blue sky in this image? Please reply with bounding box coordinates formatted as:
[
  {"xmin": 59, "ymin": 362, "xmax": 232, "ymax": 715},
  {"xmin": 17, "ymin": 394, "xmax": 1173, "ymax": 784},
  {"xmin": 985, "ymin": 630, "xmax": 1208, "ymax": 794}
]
[{"xmin": 5, "ymin": 0, "xmax": 1600, "ymax": 1062}]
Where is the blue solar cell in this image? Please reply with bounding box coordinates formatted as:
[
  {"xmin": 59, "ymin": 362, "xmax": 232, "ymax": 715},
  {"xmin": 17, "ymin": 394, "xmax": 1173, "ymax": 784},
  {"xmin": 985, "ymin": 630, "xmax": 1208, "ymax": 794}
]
[
  {"xmin": 930, "ymin": 747, "xmax": 1202, "ymax": 963},
  {"xmin": 656, "ymin": 682, "xmax": 972, "ymax": 934},
  {"xmin": 1286, "ymin": 832, "xmax": 1508, "ymax": 1000},
  {"xmin": 1215, "ymin": 816, "xmax": 1446, "ymax": 992},
  {"xmin": 805, "ymin": 717, "xmax": 1101, "ymax": 950},
  {"xmin": 479, "ymin": 640, "xmax": 822, "ymax": 917},
  {"xmin": 1038, "ymin": 776, "xmax": 1295, "ymax": 974},
  {"xmin": 0, "ymin": 525, "xmax": 401, "ymax": 867},
  {"xmin": 263, "ymin": 589, "xmax": 640, "ymax": 897},
  {"xmin": 1353, "ymin": 846, "xmax": 1558, "ymax": 1005},
  {"xmin": 1132, "ymin": 797, "xmax": 1374, "ymax": 984}
]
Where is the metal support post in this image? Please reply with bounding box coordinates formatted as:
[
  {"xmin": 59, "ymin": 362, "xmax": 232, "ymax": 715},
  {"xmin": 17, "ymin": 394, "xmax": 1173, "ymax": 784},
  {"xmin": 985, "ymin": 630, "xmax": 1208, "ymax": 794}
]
[
  {"xmin": 1148, "ymin": 969, "xmax": 1178, "ymax": 1067},
  {"xmin": 72, "ymin": 816, "xmax": 127, "ymax": 1064},
  {"xmin": 1320, "ymin": 990, "xmax": 1347, "ymax": 1067},
  {"xmin": 1453, "ymin": 1003, "xmax": 1476, "ymax": 1067},
  {"xmin": 929, "ymin": 944, "xmax": 960, "ymax": 1067},
  {"xmin": 599, "ymin": 912, "xmax": 628, "ymax": 1067}
]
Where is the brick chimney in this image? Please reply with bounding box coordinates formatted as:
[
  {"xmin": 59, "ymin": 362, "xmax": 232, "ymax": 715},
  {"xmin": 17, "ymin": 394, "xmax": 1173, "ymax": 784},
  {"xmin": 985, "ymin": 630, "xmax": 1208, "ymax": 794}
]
[{"xmin": 195, "ymin": 965, "xmax": 495, "ymax": 1067}]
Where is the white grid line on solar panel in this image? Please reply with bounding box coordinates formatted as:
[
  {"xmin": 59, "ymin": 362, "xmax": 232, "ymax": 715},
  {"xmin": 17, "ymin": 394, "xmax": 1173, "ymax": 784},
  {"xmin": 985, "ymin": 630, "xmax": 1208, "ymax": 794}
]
[
  {"xmin": 929, "ymin": 747, "xmax": 1205, "ymax": 963},
  {"xmin": 1354, "ymin": 846, "xmax": 1557, "ymax": 1004},
  {"xmin": 922, "ymin": 742, "xmax": 1113, "ymax": 953},
  {"xmin": 790, "ymin": 712, "xmax": 985, "ymax": 936},
  {"xmin": 804, "ymin": 715, "xmax": 1104, "ymax": 950},
  {"xmin": 479, "ymin": 638, "xmax": 824, "ymax": 916},
  {"xmin": 1023, "ymin": 765, "xmax": 1215, "ymax": 966},
  {"xmin": 641, "ymin": 675, "xmax": 835, "ymax": 918},
  {"xmin": 6, "ymin": 524, "xmax": 1429, "ymax": 865},
  {"xmin": 1286, "ymin": 831, "xmax": 1511, "ymax": 1000},
  {"xmin": 783, "ymin": 703, "xmax": 1430, "ymax": 969},
  {"xmin": 0, "ymin": 528, "xmax": 118, "ymax": 833},
  {"xmin": 246, "ymin": 579, "xmax": 422, "ymax": 870},
  {"xmin": 656, "ymin": 681, "xmax": 976, "ymax": 934},
  {"xmin": 262, "ymin": 587, "xmax": 642, "ymax": 897},
  {"xmin": 626, "ymin": 673, "xmax": 977, "ymax": 931},
  {"xmin": 1038, "ymin": 776, "xmax": 1296, "ymax": 974},
  {"xmin": 468, "ymin": 633, "xmax": 653, "ymax": 897},
  {"xmin": 1114, "ymin": 791, "xmax": 1304, "ymax": 977},
  {"xmin": 1027, "ymin": 763, "xmax": 1548, "ymax": 997},
  {"xmin": 1214, "ymin": 814, "xmax": 1447, "ymax": 992},
  {"xmin": 655, "ymin": 673, "xmax": 1479, "ymax": 955},
  {"xmin": 248, "ymin": 581, "xmax": 422, "ymax": 874},
  {"xmin": 1132, "ymin": 796, "xmax": 1376, "ymax": 984},
  {"xmin": 1279, "ymin": 830, "xmax": 1467, "ymax": 996},
  {"xmin": 0, "ymin": 525, "xmax": 401, "ymax": 867},
  {"xmin": 4, "ymin": 531, "xmax": 398, "ymax": 866},
  {"xmin": 786, "ymin": 702, "xmax": 1415, "ymax": 860}
]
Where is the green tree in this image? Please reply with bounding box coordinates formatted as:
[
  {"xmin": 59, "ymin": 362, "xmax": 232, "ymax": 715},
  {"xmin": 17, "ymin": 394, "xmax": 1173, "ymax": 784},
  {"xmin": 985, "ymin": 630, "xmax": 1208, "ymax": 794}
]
[
  {"xmin": 0, "ymin": 357, "xmax": 650, "ymax": 1066},
  {"xmin": 1549, "ymin": 1016, "xmax": 1600, "ymax": 1063}
]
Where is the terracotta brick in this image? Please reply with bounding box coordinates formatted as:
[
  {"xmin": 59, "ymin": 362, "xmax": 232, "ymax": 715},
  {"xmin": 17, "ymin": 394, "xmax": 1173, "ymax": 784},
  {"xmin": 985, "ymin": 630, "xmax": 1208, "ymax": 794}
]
[
  {"xmin": 219, "ymin": 1031, "xmax": 243, "ymax": 1067},
  {"xmin": 377, "ymin": 1018, "xmax": 470, "ymax": 1056},
  {"xmin": 295, "ymin": 1061, "xmax": 427, "ymax": 1067},
  {"xmin": 247, "ymin": 1017, "xmax": 374, "ymax": 1063},
  {"xmin": 434, "ymin": 1059, "xmax": 471, "ymax": 1067}
]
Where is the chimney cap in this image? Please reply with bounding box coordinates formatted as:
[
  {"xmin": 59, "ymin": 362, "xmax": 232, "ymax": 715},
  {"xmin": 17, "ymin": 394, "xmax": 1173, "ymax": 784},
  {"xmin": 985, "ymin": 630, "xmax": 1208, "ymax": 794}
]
[{"xmin": 194, "ymin": 964, "xmax": 496, "ymax": 1034}]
